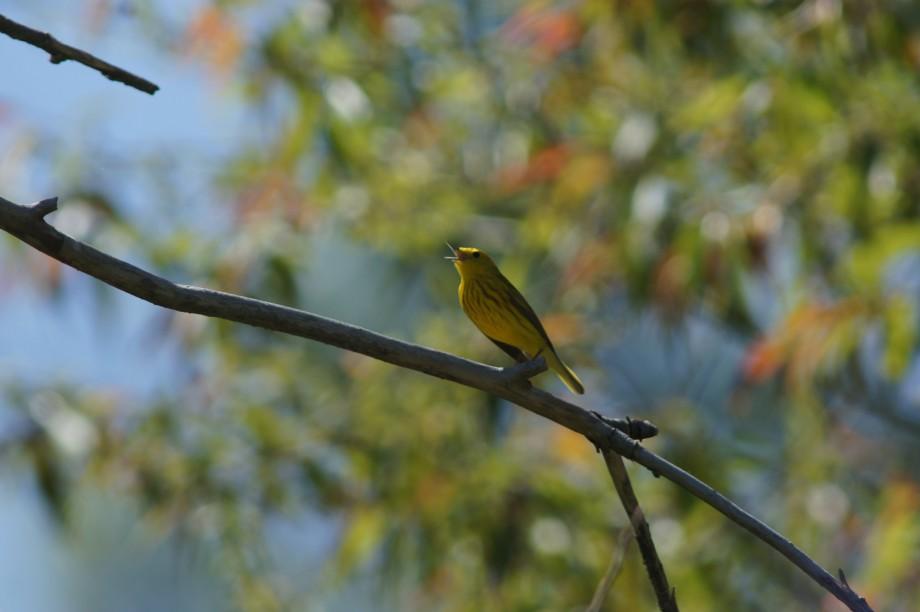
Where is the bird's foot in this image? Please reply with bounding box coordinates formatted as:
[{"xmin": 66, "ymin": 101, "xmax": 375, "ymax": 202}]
[{"xmin": 500, "ymin": 356, "xmax": 548, "ymax": 384}]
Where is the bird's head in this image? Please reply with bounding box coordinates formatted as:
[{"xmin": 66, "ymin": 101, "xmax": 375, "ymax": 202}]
[{"xmin": 445, "ymin": 244, "xmax": 497, "ymax": 277}]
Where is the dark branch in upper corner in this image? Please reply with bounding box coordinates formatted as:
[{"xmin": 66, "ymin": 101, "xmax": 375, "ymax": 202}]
[
  {"xmin": 0, "ymin": 195, "xmax": 874, "ymax": 612},
  {"xmin": 0, "ymin": 13, "xmax": 159, "ymax": 95}
]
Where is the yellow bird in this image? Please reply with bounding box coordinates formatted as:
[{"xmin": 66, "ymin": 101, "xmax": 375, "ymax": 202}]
[{"xmin": 447, "ymin": 245, "xmax": 584, "ymax": 395}]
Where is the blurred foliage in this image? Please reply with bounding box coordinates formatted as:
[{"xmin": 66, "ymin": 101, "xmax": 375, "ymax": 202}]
[{"xmin": 4, "ymin": 0, "xmax": 920, "ymax": 610}]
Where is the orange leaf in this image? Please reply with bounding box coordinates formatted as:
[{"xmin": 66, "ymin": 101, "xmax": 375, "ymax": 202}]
[
  {"xmin": 360, "ymin": 0, "xmax": 390, "ymax": 37},
  {"xmin": 496, "ymin": 144, "xmax": 570, "ymax": 193},
  {"xmin": 502, "ymin": 5, "xmax": 581, "ymax": 61},
  {"xmin": 552, "ymin": 427, "xmax": 594, "ymax": 465},
  {"xmin": 743, "ymin": 339, "xmax": 785, "ymax": 383},
  {"xmin": 541, "ymin": 313, "xmax": 584, "ymax": 344},
  {"xmin": 184, "ymin": 6, "xmax": 243, "ymax": 76}
]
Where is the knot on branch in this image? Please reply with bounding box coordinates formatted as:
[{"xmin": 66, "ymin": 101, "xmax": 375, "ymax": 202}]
[
  {"xmin": 587, "ymin": 412, "xmax": 659, "ymax": 480},
  {"xmin": 591, "ymin": 411, "xmax": 658, "ymax": 442},
  {"xmin": 623, "ymin": 416, "xmax": 658, "ymax": 440}
]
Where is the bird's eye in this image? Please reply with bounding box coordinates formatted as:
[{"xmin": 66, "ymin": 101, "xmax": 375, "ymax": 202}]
[{"xmin": 473, "ymin": 252, "xmax": 480, "ymax": 258}]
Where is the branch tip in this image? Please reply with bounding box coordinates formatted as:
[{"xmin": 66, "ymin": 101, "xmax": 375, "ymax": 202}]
[
  {"xmin": 30, "ymin": 197, "xmax": 59, "ymax": 219},
  {"xmin": 592, "ymin": 411, "xmax": 658, "ymax": 442},
  {"xmin": 0, "ymin": 14, "xmax": 159, "ymax": 94},
  {"xmin": 627, "ymin": 415, "xmax": 658, "ymax": 439}
]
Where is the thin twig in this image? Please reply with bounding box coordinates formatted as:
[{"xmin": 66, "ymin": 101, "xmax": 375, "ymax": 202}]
[
  {"xmin": 586, "ymin": 527, "xmax": 633, "ymax": 612},
  {"xmin": 0, "ymin": 195, "xmax": 874, "ymax": 612},
  {"xmin": 0, "ymin": 13, "xmax": 159, "ymax": 94},
  {"xmin": 604, "ymin": 451, "xmax": 679, "ymax": 611}
]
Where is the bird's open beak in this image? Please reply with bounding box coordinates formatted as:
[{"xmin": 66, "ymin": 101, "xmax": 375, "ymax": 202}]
[{"xmin": 444, "ymin": 243, "xmax": 459, "ymax": 261}]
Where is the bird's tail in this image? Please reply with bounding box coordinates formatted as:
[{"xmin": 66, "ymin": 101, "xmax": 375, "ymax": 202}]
[{"xmin": 544, "ymin": 348, "xmax": 584, "ymax": 395}]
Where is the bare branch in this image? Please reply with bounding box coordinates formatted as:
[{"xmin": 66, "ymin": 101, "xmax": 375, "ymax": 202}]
[
  {"xmin": 611, "ymin": 437, "xmax": 874, "ymax": 611},
  {"xmin": 604, "ymin": 451, "xmax": 678, "ymax": 611},
  {"xmin": 586, "ymin": 527, "xmax": 633, "ymax": 612},
  {"xmin": 0, "ymin": 195, "xmax": 874, "ymax": 612},
  {"xmin": 0, "ymin": 13, "xmax": 159, "ymax": 95},
  {"xmin": 0, "ymin": 195, "xmax": 655, "ymax": 444}
]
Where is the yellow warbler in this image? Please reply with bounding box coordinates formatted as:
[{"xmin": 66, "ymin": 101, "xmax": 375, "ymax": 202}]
[{"xmin": 446, "ymin": 245, "xmax": 584, "ymax": 395}]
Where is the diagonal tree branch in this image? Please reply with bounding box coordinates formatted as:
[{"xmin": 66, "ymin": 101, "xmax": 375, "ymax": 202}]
[
  {"xmin": 0, "ymin": 196, "xmax": 656, "ymax": 443},
  {"xmin": 0, "ymin": 13, "xmax": 159, "ymax": 95},
  {"xmin": 604, "ymin": 451, "xmax": 678, "ymax": 611},
  {"xmin": 0, "ymin": 195, "xmax": 874, "ymax": 612}
]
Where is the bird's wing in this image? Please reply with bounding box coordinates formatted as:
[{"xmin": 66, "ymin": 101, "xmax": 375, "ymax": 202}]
[
  {"xmin": 498, "ymin": 272, "xmax": 555, "ymax": 349},
  {"xmin": 485, "ymin": 336, "xmax": 529, "ymax": 363}
]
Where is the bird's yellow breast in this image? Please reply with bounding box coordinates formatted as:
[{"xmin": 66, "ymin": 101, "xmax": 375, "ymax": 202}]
[{"xmin": 459, "ymin": 277, "xmax": 545, "ymax": 355}]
